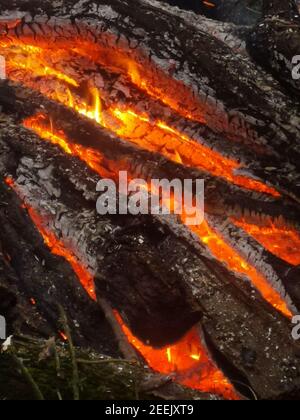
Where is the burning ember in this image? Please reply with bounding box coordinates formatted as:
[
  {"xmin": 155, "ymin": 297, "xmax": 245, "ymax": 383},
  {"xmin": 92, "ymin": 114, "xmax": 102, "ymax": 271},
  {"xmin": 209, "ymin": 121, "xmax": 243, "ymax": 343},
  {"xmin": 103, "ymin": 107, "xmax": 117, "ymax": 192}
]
[
  {"xmin": 22, "ymin": 114, "xmax": 292, "ymax": 318},
  {"xmin": 233, "ymin": 219, "xmax": 300, "ymax": 267},
  {"xmin": 115, "ymin": 312, "xmax": 239, "ymax": 400},
  {"xmin": 1, "ymin": 41, "xmax": 279, "ymax": 197},
  {"xmin": 189, "ymin": 221, "xmax": 292, "ymax": 318},
  {"xmin": 5, "ymin": 176, "xmax": 237, "ymax": 399},
  {"xmin": 1, "ymin": 3, "xmax": 300, "ymax": 401}
]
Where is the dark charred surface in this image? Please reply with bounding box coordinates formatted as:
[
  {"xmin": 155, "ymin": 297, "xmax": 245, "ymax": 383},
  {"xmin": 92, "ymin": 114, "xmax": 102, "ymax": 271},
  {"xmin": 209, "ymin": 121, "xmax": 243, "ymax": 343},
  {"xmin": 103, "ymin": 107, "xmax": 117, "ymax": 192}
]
[
  {"xmin": 0, "ymin": 179, "xmax": 120, "ymax": 356},
  {"xmin": 262, "ymin": 0, "xmax": 299, "ymax": 18},
  {"xmin": 0, "ymin": 111, "xmax": 300, "ymax": 398},
  {"xmin": 248, "ymin": 0, "xmax": 300, "ymax": 96}
]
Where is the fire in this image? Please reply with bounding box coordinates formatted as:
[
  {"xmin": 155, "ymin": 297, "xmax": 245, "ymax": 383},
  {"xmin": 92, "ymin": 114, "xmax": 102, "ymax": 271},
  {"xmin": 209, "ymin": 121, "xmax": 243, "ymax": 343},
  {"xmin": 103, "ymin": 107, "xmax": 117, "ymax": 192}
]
[
  {"xmin": 233, "ymin": 219, "xmax": 300, "ymax": 267},
  {"xmin": 28, "ymin": 206, "xmax": 96, "ymax": 300},
  {"xmin": 5, "ymin": 177, "xmax": 96, "ymax": 300},
  {"xmin": 22, "ymin": 115, "xmax": 292, "ymax": 318},
  {"xmin": 59, "ymin": 331, "xmax": 68, "ymax": 341},
  {"xmin": 23, "ymin": 114, "xmax": 106, "ymax": 177},
  {"xmin": 112, "ymin": 108, "xmax": 279, "ymax": 196},
  {"xmin": 5, "ymin": 45, "xmax": 79, "ymax": 87},
  {"xmin": 115, "ymin": 312, "xmax": 238, "ymax": 400},
  {"xmin": 30, "ymin": 298, "xmax": 36, "ymax": 306},
  {"xmin": 1, "ymin": 42, "xmax": 279, "ymax": 197},
  {"xmin": 5, "ymin": 176, "xmax": 238, "ymax": 399}
]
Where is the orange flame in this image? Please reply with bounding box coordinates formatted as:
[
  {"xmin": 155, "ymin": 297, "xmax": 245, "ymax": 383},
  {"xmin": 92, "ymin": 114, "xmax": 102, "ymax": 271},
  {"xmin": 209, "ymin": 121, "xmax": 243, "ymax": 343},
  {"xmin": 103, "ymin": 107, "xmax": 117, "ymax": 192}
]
[
  {"xmin": 115, "ymin": 312, "xmax": 239, "ymax": 400},
  {"xmin": 2, "ymin": 42, "xmax": 279, "ymax": 197},
  {"xmin": 23, "ymin": 114, "xmax": 106, "ymax": 177}
]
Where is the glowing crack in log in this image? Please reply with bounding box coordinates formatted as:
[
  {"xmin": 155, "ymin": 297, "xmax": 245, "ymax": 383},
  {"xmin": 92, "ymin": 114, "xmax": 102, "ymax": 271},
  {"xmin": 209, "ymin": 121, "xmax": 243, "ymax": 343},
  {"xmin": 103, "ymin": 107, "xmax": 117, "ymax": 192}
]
[
  {"xmin": 233, "ymin": 219, "xmax": 300, "ymax": 267},
  {"xmin": 4, "ymin": 176, "xmax": 237, "ymax": 400},
  {"xmin": 1, "ymin": 41, "xmax": 279, "ymax": 197},
  {"xmin": 115, "ymin": 312, "xmax": 239, "ymax": 400},
  {"xmin": 5, "ymin": 177, "xmax": 96, "ymax": 300},
  {"xmin": 22, "ymin": 114, "xmax": 292, "ymax": 318}
]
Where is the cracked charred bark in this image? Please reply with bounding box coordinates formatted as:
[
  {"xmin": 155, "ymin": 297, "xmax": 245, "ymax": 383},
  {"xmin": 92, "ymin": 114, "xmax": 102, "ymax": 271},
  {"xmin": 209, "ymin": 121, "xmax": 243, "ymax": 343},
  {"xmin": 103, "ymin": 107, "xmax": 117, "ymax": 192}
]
[
  {"xmin": 1, "ymin": 0, "xmax": 300, "ymax": 199},
  {"xmin": 0, "ymin": 178, "xmax": 120, "ymax": 355},
  {"xmin": 0, "ymin": 107, "xmax": 299, "ymax": 399},
  {"xmin": 248, "ymin": 0, "xmax": 300, "ymax": 96}
]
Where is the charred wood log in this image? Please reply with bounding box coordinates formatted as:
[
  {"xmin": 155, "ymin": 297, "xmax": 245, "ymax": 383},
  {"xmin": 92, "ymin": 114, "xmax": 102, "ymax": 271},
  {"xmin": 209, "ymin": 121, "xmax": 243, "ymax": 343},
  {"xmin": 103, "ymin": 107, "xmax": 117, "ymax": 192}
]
[
  {"xmin": 0, "ymin": 0, "xmax": 300, "ymax": 401},
  {"xmin": 142, "ymin": 0, "xmax": 262, "ymax": 26},
  {"xmin": 0, "ymin": 177, "xmax": 119, "ymax": 355},
  {"xmin": 0, "ymin": 106, "xmax": 300, "ymax": 398},
  {"xmin": 94, "ymin": 212, "xmax": 300, "ymax": 400},
  {"xmin": 1, "ymin": 0, "xmax": 300, "ymax": 192},
  {"xmin": 248, "ymin": 0, "xmax": 300, "ymax": 96},
  {"xmin": 1, "ymin": 80, "xmax": 299, "ymax": 231},
  {"xmin": 144, "ymin": 0, "xmax": 251, "ymax": 54},
  {"xmin": 1, "ymin": 80, "xmax": 300, "ymax": 312}
]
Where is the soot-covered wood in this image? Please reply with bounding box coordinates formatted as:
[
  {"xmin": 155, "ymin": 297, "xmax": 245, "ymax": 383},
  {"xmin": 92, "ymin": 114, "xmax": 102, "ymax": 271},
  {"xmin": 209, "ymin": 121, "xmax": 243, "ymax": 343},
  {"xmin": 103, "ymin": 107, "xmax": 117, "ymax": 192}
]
[
  {"xmin": 248, "ymin": 0, "xmax": 300, "ymax": 96},
  {"xmin": 0, "ymin": 107, "xmax": 300, "ymax": 399},
  {"xmin": 1, "ymin": 0, "xmax": 300, "ymax": 200}
]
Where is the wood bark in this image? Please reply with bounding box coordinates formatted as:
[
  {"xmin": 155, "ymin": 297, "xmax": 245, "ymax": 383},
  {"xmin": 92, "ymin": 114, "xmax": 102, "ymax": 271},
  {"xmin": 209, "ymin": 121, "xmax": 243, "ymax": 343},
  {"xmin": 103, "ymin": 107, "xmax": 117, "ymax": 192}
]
[{"xmin": 248, "ymin": 0, "xmax": 300, "ymax": 96}]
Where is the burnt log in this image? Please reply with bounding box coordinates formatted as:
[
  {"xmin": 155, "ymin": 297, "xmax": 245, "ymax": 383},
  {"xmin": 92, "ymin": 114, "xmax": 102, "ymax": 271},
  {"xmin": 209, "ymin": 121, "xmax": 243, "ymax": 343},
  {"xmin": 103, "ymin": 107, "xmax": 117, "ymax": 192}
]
[
  {"xmin": 1, "ymin": 81, "xmax": 300, "ymax": 233},
  {"xmin": 1, "ymin": 81, "xmax": 300, "ymax": 315},
  {"xmin": 144, "ymin": 0, "xmax": 262, "ymax": 25},
  {"xmin": 0, "ymin": 177, "xmax": 120, "ymax": 355},
  {"xmin": 248, "ymin": 0, "xmax": 300, "ymax": 96},
  {"xmin": 0, "ymin": 105, "xmax": 300, "ymax": 398},
  {"xmin": 1, "ymin": 0, "xmax": 300, "ymax": 200},
  {"xmin": 0, "ymin": 0, "xmax": 300, "ymax": 401}
]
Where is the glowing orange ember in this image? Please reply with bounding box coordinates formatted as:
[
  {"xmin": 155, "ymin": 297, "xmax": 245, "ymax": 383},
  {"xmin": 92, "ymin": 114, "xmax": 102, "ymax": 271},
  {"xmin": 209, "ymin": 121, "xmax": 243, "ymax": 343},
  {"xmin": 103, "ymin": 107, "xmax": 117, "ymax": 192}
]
[
  {"xmin": 28, "ymin": 207, "xmax": 96, "ymax": 300},
  {"xmin": 23, "ymin": 114, "xmax": 106, "ymax": 177},
  {"xmin": 233, "ymin": 219, "xmax": 300, "ymax": 267},
  {"xmin": 187, "ymin": 218, "xmax": 292, "ymax": 318},
  {"xmin": 2, "ymin": 27, "xmax": 295, "ymax": 401},
  {"xmin": 5, "ymin": 177, "xmax": 96, "ymax": 300},
  {"xmin": 5, "ymin": 176, "xmax": 238, "ymax": 399},
  {"xmin": 30, "ymin": 297, "xmax": 36, "ymax": 306},
  {"xmin": 1, "ymin": 42, "xmax": 279, "ymax": 197},
  {"xmin": 114, "ymin": 312, "xmax": 238, "ymax": 400},
  {"xmin": 112, "ymin": 108, "xmax": 279, "ymax": 196},
  {"xmin": 59, "ymin": 331, "xmax": 68, "ymax": 341},
  {"xmin": 22, "ymin": 116, "xmax": 292, "ymax": 319}
]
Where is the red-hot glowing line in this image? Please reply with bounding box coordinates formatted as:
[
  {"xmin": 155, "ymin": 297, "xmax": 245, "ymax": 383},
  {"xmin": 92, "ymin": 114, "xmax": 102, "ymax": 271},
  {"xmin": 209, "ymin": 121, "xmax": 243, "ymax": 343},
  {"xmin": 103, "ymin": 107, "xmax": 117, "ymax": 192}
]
[
  {"xmin": 29, "ymin": 207, "xmax": 96, "ymax": 300},
  {"xmin": 21, "ymin": 116, "xmax": 292, "ymax": 319},
  {"xmin": 5, "ymin": 177, "xmax": 96, "ymax": 300},
  {"xmin": 59, "ymin": 331, "xmax": 68, "ymax": 341},
  {"xmin": 187, "ymin": 218, "xmax": 292, "ymax": 318},
  {"xmin": 233, "ymin": 219, "xmax": 300, "ymax": 267},
  {"xmin": 112, "ymin": 108, "xmax": 279, "ymax": 197}
]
